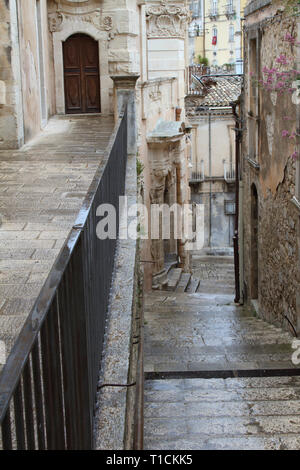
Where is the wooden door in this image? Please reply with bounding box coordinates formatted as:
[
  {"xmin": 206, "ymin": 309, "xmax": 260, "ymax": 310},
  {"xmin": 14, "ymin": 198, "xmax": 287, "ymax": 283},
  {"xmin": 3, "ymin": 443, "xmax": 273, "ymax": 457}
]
[{"xmin": 63, "ymin": 34, "xmax": 101, "ymax": 114}]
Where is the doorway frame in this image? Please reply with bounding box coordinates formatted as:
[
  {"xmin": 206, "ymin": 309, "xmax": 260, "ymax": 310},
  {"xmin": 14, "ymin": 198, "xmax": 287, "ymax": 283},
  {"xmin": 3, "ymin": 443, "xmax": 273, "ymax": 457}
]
[
  {"xmin": 63, "ymin": 33, "xmax": 101, "ymax": 114},
  {"xmin": 250, "ymin": 183, "xmax": 259, "ymax": 300},
  {"xmin": 52, "ymin": 22, "xmax": 109, "ymax": 114}
]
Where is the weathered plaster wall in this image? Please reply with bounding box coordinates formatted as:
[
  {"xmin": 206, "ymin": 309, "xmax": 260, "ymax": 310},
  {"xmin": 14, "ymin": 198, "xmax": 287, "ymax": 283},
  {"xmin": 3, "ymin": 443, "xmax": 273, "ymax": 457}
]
[
  {"xmin": 192, "ymin": 184, "xmax": 235, "ymax": 247},
  {"xmin": 18, "ymin": 0, "xmax": 41, "ymax": 142},
  {"xmin": 190, "ymin": 113, "xmax": 235, "ymax": 177},
  {"xmin": 16, "ymin": 0, "xmax": 56, "ymax": 143},
  {"xmin": 0, "ymin": 0, "xmax": 24, "ymax": 148},
  {"xmin": 145, "ymin": 0, "xmax": 190, "ymax": 108},
  {"xmin": 242, "ymin": 7, "xmax": 300, "ymax": 333}
]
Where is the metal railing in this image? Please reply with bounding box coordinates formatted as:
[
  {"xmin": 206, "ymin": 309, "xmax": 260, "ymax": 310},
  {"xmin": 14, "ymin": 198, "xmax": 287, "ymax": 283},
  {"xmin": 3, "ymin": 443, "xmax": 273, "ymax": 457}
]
[
  {"xmin": 225, "ymin": 4, "xmax": 236, "ymax": 18},
  {"xmin": 190, "ymin": 161, "xmax": 205, "ymax": 182},
  {"xmin": 187, "ymin": 65, "xmax": 210, "ymax": 95},
  {"xmin": 209, "ymin": 8, "xmax": 219, "ymax": 18},
  {"xmin": 224, "ymin": 162, "xmax": 236, "ymax": 183},
  {"xmin": 0, "ymin": 107, "xmax": 128, "ymax": 450}
]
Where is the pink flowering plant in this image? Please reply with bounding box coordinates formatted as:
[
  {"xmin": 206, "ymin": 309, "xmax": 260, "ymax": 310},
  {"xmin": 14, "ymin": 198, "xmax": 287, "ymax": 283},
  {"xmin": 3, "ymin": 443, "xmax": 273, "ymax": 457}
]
[{"xmin": 251, "ymin": 30, "xmax": 299, "ymax": 161}]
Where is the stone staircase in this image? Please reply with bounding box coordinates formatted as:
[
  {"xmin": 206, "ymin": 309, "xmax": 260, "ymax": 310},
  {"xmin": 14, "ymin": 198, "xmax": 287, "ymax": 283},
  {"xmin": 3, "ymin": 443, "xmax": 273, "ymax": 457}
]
[
  {"xmin": 163, "ymin": 253, "xmax": 235, "ymax": 294},
  {"xmin": 164, "ymin": 267, "xmax": 200, "ymax": 293},
  {"xmin": 143, "ymin": 253, "xmax": 300, "ymax": 450}
]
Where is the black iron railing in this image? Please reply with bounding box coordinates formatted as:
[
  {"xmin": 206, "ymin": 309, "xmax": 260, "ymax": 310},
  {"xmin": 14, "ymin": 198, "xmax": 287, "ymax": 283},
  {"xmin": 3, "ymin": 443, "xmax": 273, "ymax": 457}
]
[{"xmin": 0, "ymin": 107, "xmax": 128, "ymax": 450}]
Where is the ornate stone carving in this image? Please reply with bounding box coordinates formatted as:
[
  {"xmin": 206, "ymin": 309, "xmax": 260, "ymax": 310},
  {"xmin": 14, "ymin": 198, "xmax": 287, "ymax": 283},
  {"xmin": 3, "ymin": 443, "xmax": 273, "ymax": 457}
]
[
  {"xmin": 149, "ymin": 86, "xmax": 162, "ymax": 102},
  {"xmin": 48, "ymin": 12, "xmax": 64, "ymax": 33},
  {"xmin": 48, "ymin": 9, "xmax": 113, "ymax": 33},
  {"xmin": 102, "ymin": 16, "xmax": 113, "ymax": 31},
  {"xmin": 146, "ymin": 2, "xmax": 190, "ymax": 39}
]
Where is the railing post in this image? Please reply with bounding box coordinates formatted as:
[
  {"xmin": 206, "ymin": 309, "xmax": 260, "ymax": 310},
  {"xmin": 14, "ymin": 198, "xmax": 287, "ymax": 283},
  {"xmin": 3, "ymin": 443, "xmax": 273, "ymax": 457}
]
[{"xmin": 110, "ymin": 75, "xmax": 139, "ymax": 155}]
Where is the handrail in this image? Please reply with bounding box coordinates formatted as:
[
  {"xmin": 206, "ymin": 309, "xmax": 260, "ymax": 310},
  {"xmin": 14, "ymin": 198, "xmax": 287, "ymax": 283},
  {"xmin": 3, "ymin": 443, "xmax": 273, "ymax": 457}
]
[{"xmin": 0, "ymin": 106, "xmax": 128, "ymax": 449}]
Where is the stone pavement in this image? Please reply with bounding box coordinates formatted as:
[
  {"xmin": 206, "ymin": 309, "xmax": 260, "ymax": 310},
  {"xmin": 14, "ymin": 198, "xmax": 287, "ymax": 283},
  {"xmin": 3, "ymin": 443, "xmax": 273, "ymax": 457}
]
[
  {"xmin": 0, "ymin": 114, "xmax": 114, "ymax": 364},
  {"xmin": 144, "ymin": 255, "xmax": 300, "ymax": 450}
]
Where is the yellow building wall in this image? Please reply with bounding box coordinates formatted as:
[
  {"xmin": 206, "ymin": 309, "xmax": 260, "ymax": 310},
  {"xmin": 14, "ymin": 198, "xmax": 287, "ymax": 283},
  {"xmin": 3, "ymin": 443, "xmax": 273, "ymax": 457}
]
[
  {"xmin": 194, "ymin": 34, "xmax": 205, "ymax": 61},
  {"xmin": 203, "ymin": 0, "xmax": 246, "ymax": 68}
]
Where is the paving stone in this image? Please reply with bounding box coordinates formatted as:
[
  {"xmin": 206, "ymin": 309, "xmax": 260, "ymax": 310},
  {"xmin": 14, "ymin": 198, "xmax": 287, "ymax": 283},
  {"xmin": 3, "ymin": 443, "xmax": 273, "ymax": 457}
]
[
  {"xmin": 0, "ymin": 298, "xmax": 36, "ymax": 316},
  {"xmin": 144, "ymin": 254, "xmax": 300, "ymax": 450},
  {"xmin": 0, "ymin": 115, "xmax": 114, "ymax": 360}
]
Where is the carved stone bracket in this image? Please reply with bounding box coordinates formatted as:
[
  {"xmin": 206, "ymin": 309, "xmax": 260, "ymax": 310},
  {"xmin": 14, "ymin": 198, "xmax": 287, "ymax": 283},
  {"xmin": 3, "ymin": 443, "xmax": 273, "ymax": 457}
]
[
  {"xmin": 146, "ymin": 2, "xmax": 190, "ymax": 39},
  {"xmin": 48, "ymin": 9, "xmax": 113, "ymax": 33}
]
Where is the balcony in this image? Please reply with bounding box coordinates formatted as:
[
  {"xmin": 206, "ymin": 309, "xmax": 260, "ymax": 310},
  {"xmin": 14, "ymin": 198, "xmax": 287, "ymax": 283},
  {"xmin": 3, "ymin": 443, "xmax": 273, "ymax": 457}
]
[
  {"xmin": 224, "ymin": 162, "xmax": 236, "ymax": 183},
  {"xmin": 209, "ymin": 8, "xmax": 219, "ymax": 20},
  {"xmin": 225, "ymin": 4, "xmax": 236, "ymax": 19},
  {"xmin": 190, "ymin": 161, "xmax": 205, "ymax": 183}
]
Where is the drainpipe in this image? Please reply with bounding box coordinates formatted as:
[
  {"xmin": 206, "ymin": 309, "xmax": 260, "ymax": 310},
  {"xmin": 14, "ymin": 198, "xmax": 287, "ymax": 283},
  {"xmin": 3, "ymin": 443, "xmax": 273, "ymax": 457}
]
[
  {"xmin": 208, "ymin": 109, "xmax": 212, "ymax": 247},
  {"xmin": 231, "ymin": 101, "xmax": 241, "ymax": 303},
  {"xmin": 203, "ymin": 0, "xmax": 206, "ymax": 58}
]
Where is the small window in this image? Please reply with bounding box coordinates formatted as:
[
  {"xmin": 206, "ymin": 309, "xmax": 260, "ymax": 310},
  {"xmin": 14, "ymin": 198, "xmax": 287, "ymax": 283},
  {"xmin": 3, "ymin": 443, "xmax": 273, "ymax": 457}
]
[
  {"xmin": 224, "ymin": 200, "xmax": 236, "ymax": 215},
  {"xmin": 229, "ymin": 25, "xmax": 234, "ymax": 43},
  {"xmin": 212, "ymin": 0, "xmax": 218, "ymax": 13}
]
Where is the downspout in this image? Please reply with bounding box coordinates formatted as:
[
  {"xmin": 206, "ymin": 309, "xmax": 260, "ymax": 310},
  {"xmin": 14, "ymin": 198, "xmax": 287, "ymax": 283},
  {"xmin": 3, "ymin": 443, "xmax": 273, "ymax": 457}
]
[
  {"xmin": 231, "ymin": 101, "xmax": 241, "ymax": 303},
  {"xmin": 203, "ymin": 0, "xmax": 206, "ymax": 58},
  {"xmin": 208, "ymin": 109, "xmax": 212, "ymax": 247}
]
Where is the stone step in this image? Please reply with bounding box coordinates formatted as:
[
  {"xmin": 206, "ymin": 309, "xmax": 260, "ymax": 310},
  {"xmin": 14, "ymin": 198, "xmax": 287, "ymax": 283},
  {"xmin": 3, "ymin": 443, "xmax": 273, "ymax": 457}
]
[
  {"xmin": 166, "ymin": 268, "xmax": 182, "ymax": 291},
  {"xmin": 186, "ymin": 277, "xmax": 200, "ymax": 293},
  {"xmin": 175, "ymin": 273, "xmax": 192, "ymax": 293},
  {"xmin": 165, "ymin": 253, "xmax": 178, "ymax": 274},
  {"xmin": 192, "ymin": 256, "xmax": 234, "ymax": 265},
  {"xmin": 197, "ymin": 286, "xmax": 235, "ymax": 295},
  {"xmin": 144, "ymin": 377, "xmax": 300, "ymax": 449}
]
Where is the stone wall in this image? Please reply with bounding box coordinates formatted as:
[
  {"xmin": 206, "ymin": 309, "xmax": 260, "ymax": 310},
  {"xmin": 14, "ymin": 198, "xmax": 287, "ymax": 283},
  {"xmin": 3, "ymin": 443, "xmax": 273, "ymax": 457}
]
[{"xmin": 242, "ymin": 5, "xmax": 300, "ymax": 333}]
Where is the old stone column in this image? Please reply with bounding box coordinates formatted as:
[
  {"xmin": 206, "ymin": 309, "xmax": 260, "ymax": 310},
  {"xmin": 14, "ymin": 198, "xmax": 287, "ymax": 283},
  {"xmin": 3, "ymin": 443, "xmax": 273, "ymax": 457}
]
[
  {"xmin": 150, "ymin": 180, "xmax": 168, "ymax": 289},
  {"xmin": 110, "ymin": 75, "xmax": 140, "ymax": 155}
]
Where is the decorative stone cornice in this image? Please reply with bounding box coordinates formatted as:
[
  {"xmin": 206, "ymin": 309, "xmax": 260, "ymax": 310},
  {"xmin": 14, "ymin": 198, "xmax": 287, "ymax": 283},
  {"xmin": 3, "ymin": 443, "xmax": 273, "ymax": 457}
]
[
  {"xmin": 48, "ymin": 9, "xmax": 113, "ymax": 33},
  {"xmin": 146, "ymin": 2, "xmax": 190, "ymax": 39},
  {"xmin": 244, "ymin": 0, "xmax": 271, "ymax": 17},
  {"xmin": 54, "ymin": 0, "xmax": 90, "ymax": 5},
  {"xmin": 110, "ymin": 75, "xmax": 140, "ymax": 89}
]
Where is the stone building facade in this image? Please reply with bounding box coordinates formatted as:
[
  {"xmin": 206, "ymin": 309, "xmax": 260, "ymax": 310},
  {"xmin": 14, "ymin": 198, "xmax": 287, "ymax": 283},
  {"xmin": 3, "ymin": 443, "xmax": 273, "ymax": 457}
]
[
  {"xmin": 186, "ymin": 76, "xmax": 242, "ymax": 248},
  {"xmin": 0, "ymin": 0, "xmax": 191, "ymax": 290},
  {"xmin": 241, "ymin": 0, "xmax": 300, "ymax": 334}
]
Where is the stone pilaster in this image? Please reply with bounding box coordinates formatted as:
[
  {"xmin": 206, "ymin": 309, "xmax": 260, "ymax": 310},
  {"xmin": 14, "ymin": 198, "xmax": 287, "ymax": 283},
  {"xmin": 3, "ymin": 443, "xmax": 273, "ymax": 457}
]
[{"xmin": 110, "ymin": 75, "xmax": 140, "ymax": 155}]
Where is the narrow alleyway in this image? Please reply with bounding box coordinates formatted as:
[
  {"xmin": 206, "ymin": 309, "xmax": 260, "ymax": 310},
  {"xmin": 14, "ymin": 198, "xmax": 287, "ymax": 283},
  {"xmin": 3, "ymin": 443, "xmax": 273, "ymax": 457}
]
[
  {"xmin": 0, "ymin": 114, "xmax": 114, "ymax": 363},
  {"xmin": 144, "ymin": 255, "xmax": 300, "ymax": 450}
]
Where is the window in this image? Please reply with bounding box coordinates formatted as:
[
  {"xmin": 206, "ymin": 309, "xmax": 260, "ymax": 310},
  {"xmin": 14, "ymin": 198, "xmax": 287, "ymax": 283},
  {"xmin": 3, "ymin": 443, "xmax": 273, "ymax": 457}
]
[
  {"xmin": 228, "ymin": 0, "xmax": 233, "ymax": 11},
  {"xmin": 248, "ymin": 35, "xmax": 260, "ymax": 162},
  {"xmin": 212, "ymin": 27, "xmax": 218, "ymax": 45},
  {"xmin": 229, "ymin": 25, "xmax": 234, "ymax": 43},
  {"xmin": 225, "ymin": 200, "xmax": 236, "ymax": 215},
  {"xmin": 191, "ymin": 0, "xmax": 199, "ymax": 17},
  {"xmin": 212, "ymin": 0, "xmax": 218, "ymax": 15}
]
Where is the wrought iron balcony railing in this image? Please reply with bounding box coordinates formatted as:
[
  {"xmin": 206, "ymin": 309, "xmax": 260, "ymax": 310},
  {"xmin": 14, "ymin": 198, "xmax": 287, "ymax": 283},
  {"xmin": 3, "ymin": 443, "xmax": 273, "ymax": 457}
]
[
  {"xmin": 190, "ymin": 161, "xmax": 205, "ymax": 182},
  {"xmin": 225, "ymin": 5, "xmax": 236, "ymax": 18},
  {"xmin": 224, "ymin": 162, "xmax": 236, "ymax": 183}
]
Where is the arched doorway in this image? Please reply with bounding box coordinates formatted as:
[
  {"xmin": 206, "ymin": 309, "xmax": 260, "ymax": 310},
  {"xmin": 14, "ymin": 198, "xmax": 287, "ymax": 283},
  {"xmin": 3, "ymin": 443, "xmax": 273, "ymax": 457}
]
[
  {"xmin": 63, "ymin": 34, "xmax": 101, "ymax": 114},
  {"xmin": 250, "ymin": 184, "xmax": 259, "ymax": 299}
]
